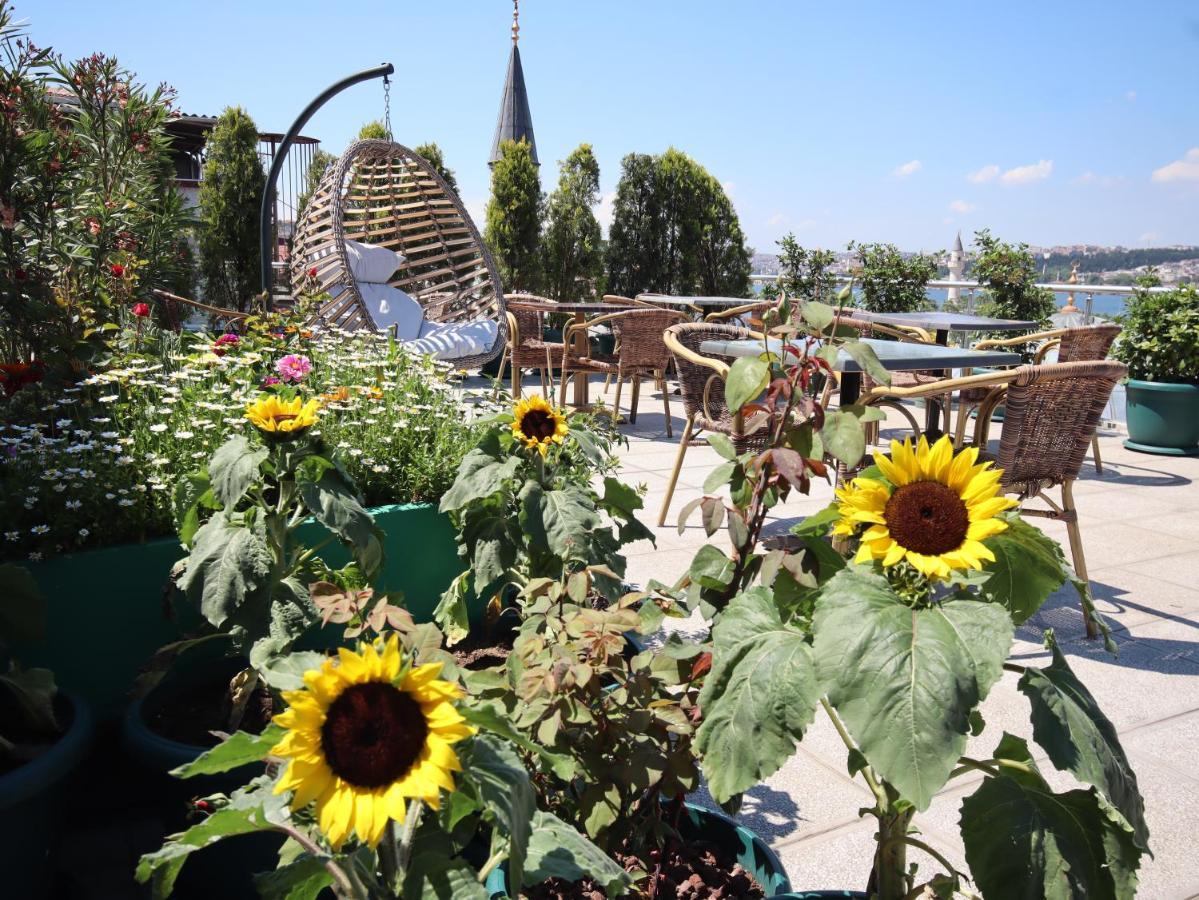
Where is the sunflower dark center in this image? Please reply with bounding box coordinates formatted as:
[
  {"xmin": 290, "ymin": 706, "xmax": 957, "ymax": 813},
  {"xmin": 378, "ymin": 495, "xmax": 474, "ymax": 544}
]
[
  {"xmin": 320, "ymin": 682, "xmax": 427, "ymax": 788},
  {"xmin": 884, "ymin": 480, "xmax": 969, "ymax": 556},
  {"xmin": 519, "ymin": 409, "xmax": 556, "ymax": 441}
]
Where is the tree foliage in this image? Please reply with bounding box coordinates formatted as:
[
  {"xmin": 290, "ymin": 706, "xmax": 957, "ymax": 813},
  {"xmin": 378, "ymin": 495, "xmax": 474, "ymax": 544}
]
[
  {"xmin": 356, "ymin": 120, "xmax": 388, "ymax": 141},
  {"xmin": 850, "ymin": 241, "xmax": 939, "ymax": 313},
  {"xmin": 295, "ymin": 148, "xmax": 335, "ymax": 224},
  {"xmin": 543, "ymin": 143, "xmax": 603, "ymax": 301},
  {"xmin": 485, "ymin": 138, "xmax": 544, "ymax": 293},
  {"xmin": 606, "ymin": 148, "xmax": 750, "ymax": 298},
  {"xmin": 1113, "ymin": 282, "xmax": 1199, "ymax": 383},
  {"xmin": 413, "ymin": 142, "xmax": 458, "ymax": 193},
  {"xmin": 766, "ymin": 235, "xmax": 837, "ymax": 303},
  {"xmin": 970, "ymin": 228, "xmax": 1057, "ymax": 328},
  {"xmin": 197, "ymin": 107, "xmax": 265, "ymax": 312}
]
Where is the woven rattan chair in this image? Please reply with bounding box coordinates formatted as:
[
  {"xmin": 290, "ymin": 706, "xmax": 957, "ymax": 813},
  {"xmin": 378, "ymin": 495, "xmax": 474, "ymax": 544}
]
[
  {"xmin": 859, "ymin": 359, "xmax": 1127, "ymax": 638},
  {"xmin": 657, "ymin": 322, "xmax": 775, "ymax": 526},
  {"xmin": 558, "ymin": 308, "xmax": 687, "ymax": 430},
  {"xmin": 493, "ymin": 293, "xmax": 561, "ymax": 398},
  {"xmin": 704, "ymin": 300, "xmax": 778, "ymax": 324},
  {"xmin": 953, "ymin": 324, "xmax": 1122, "ymax": 471},
  {"xmin": 288, "ymin": 139, "xmax": 505, "ymax": 368}
]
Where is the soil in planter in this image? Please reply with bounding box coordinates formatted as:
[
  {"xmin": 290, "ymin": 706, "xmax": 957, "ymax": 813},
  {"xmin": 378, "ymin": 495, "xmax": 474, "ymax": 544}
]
[
  {"xmin": 523, "ymin": 838, "xmax": 765, "ymax": 899},
  {"xmin": 149, "ymin": 670, "xmax": 274, "ymax": 747},
  {"xmin": 451, "ymin": 619, "xmax": 518, "ymax": 670}
]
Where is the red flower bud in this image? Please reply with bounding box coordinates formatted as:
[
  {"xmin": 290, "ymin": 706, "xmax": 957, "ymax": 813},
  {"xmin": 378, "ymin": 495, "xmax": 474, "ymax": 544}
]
[
  {"xmin": 307, "ymin": 267, "xmax": 318, "ymax": 278},
  {"xmin": 132, "ymin": 302, "xmax": 150, "ymax": 318},
  {"xmin": 110, "ymin": 263, "xmax": 125, "ymax": 277}
]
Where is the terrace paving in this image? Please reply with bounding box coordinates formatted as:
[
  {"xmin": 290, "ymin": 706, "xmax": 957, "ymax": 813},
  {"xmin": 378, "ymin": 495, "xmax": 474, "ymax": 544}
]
[{"xmin": 545, "ymin": 374, "xmax": 1199, "ymax": 899}]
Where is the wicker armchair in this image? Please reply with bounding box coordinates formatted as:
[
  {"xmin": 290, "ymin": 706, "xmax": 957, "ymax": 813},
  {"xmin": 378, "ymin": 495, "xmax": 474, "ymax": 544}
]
[
  {"xmin": 558, "ymin": 308, "xmax": 686, "ymax": 429},
  {"xmin": 658, "ymin": 323, "xmax": 774, "ymax": 526},
  {"xmin": 858, "ymin": 359, "xmax": 1127, "ymax": 638},
  {"xmin": 493, "ymin": 293, "xmax": 562, "ymax": 399},
  {"xmin": 953, "ymin": 324, "xmax": 1122, "ymax": 471},
  {"xmin": 704, "ymin": 300, "xmax": 778, "ymax": 324}
]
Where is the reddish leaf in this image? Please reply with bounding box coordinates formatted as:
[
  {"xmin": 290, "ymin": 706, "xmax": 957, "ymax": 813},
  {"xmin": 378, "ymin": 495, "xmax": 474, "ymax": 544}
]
[{"xmin": 690, "ymin": 652, "xmax": 713, "ymax": 682}]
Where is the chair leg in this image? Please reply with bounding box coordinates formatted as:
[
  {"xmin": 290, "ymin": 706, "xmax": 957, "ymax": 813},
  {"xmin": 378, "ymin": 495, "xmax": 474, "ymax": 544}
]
[
  {"xmin": 539, "ymin": 367, "xmax": 547, "ymax": 395},
  {"xmin": 1060, "ymin": 480, "xmax": 1097, "ymax": 639},
  {"xmin": 612, "ymin": 375, "xmax": 624, "ymax": 424},
  {"xmin": 658, "ymin": 414, "xmax": 695, "ymax": 527},
  {"xmin": 660, "ymin": 369, "xmax": 673, "ymax": 438},
  {"xmin": 558, "ymin": 365, "xmax": 569, "ymax": 407},
  {"xmin": 1091, "ymin": 435, "xmax": 1103, "ymax": 475},
  {"xmin": 630, "ymin": 375, "xmax": 642, "ymax": 424},
  {"xmin": 545, "ymin": 348, "xmax": 555, "ymax": 397},
  {"xmin": 492, "ymin": 349, "xmax": 508, "ymax": 400},
  {"xmin": 511, "ymin": 363, "xmax": 521, "ymax": 400},
  {"xmin": 953, "ymin": 398, "xmax": 972, "ymax": 448}
]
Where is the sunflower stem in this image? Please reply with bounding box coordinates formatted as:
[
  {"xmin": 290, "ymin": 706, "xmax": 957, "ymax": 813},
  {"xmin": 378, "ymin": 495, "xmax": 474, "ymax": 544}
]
[
  {"xmin": 378, "ymin": 821, "xmax": 400, "ymax": 893},
  {"xmin": 396, "ymin": 800, "xmax": 423, "ymax": 877}
]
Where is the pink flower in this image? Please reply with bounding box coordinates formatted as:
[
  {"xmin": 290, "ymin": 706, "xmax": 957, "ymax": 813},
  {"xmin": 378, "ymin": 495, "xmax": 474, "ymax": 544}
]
[
  {"xmin": 275, "ymin": 354, "xmax": 312, "ymax": 383},
  {"xmin": 211, "ymin": 333, "xmax": 240, "ymax": 357},
  {"xmin": 131, "ymin": 302, "xmax": 150, "ymax": 318},
  {"xmin": 261, "ymin": 375, "xmax": 281, "ymax": 387}
]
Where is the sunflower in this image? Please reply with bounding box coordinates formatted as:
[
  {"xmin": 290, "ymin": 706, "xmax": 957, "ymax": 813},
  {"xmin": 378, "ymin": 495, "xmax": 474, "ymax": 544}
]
[
  {"xmin": 833, "ymin": 435, "xmax": 1017, "ymax": 581},
  {"xmin": 270, "ymin": 636, "xmax": 475, "ymax": 849},
  {"xmin": 244, "ymin": 395, "xmax": 321, "ymax": 439},
  {"xmin": 511, "ymin": 395, "xmax": 569, "ymax": 457}
]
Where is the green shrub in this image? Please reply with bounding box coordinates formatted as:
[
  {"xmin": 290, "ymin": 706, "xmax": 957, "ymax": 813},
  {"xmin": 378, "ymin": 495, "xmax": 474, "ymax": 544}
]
[
  {"xmin": 850, "ymin": 241, "xmax": 938, "ymax": 313},
  {"xmin": 1113, "ymin": 280, "xmax": 1199, "ymax": 383}
]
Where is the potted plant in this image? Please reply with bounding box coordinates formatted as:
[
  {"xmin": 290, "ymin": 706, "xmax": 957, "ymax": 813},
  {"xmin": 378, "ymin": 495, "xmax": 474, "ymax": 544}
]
[
  {"xmin": 0, "ymin": 563, "xmax": 95, "ymax": 898},
  {"xmin": 474, "ymin": 582, "xmax": 790, "ymax": 897},
  {"xmin": 662, "ymin": 306, "xmax": 1149, "ymax": 895},
  {"xmin": 136, "ymin": 630, "xmax": 625, "ymax": 898},
  {"xmin": 1114, "ymin": 278, "xmax": 1199, "ymax": 455}
]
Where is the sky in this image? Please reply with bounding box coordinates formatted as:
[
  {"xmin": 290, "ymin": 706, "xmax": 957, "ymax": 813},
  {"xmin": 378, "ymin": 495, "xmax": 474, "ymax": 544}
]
[{"xmin": 27, "ymin": 0, "xmax": 1199, "ymax": 256}]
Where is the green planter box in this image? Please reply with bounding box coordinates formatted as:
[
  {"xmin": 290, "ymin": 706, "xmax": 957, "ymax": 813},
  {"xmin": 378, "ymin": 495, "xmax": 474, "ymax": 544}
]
[
  {"xmin": 1124, "ymin": 378, "xmax": 1199, "ymax": 456},
  {"xmin": 12, "ymin": 502, "xmax": 465, "ymax": 717}
]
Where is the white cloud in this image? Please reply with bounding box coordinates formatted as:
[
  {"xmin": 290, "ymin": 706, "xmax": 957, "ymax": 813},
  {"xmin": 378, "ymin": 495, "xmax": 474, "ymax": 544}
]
[
  {"xmin": 766, "ymin": 211, "xmax": 786, "ymax": 226},
  {"xmin": 1073, "ymin": 171, "xmax": 1097, "ymax": 185},
  {"xmin": 1125, "ymin": 90, "xmax": 1137, "ymax": 101},
  {"xmin": 892, "ymin": 160, "xmax": 921, "ymax": 177},
  {"xmin": 1000, "ymin": 160, "xmax": 1053, "ymax": 185},
  {"xmin": 1151, "ymin": 148, "xmax": 1199, "ymax": 183},
  {"xmin": 948, "ymin": 199, "xmax": 975, "ymax": 213},
  {"xmin": 967, "ymin": 164, "xmax": 1000, "ymax": 183},
  {"xmin": 1139, "ymin": 231, "xmax": 1160, "ymax": 243},
  {"xmin": 1072, "ymin": 171, "xmax": 1123, "ymax": 188}
]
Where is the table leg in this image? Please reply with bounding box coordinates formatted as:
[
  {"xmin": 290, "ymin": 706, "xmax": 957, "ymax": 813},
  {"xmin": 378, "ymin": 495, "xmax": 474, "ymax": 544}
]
[
  {"xmin": 572, "ymin": 312, "xmax": 589, "ymax": 407},
  {"xmin": 839, "ymin": 371, "xmax": 862, "ymax": 408},
  {"xmin": 923, "ymin": 328, "xmax": 951, "ymax": 435}
]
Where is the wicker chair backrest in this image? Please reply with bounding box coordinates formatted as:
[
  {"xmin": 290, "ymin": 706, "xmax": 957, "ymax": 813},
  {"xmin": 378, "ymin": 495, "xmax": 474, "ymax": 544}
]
[
  {"xmin": 666, "ymin": 323, "xmax": 755, "ymax": 423},
  {"xmin": 612, "ymin": 309, "xmax": 688, "ymax": 370},
  {"xmin": 1057, "ymin": 324, "xmax": 1122, "ymax": 363}
]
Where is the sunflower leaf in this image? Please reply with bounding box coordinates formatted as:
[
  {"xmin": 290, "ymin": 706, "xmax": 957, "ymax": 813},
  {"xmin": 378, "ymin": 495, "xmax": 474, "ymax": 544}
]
[
  {"xmin": 177, "ymin": 517, "xmax": 273, "ymax": 629},
  {"xmin": 253, "ymin": 855, "xmax": 334, "ymax": 900},
  {"xmin": 538, "ymin": 487, "xmax": 601, "ymax": 560},
  {"xmin": 1018, "ymin": 639, "xmax": 1150, "ymax": 851},
  {"xmin": 523, "ymin": 810, "xmax": 632, "ymax": 896},
  {"xmin": 696, "ymin": 586, "xmax": 819, "ymax": 802},
  {"xmin": 296, "ymin": 472, "xmax": 384, "ymax": 582},
  {"xmin": 208, "ymin": 435, "xmax": 267, "ymax": 510},
  {"xmin": 813, "ymin": 567, "xmax": 1013, "ymax": 809},
  {"xmin": 171, "ymin": 725, "xmax": 286, "ymax": 777},
  {"xmin": 438, "ymin": 449, "xmax": 522, "ymax": 514},
  {"xmin": 400, "ymin": 853, "xmax": 489, "ymax": 900},
  {"xmin": 977, "ymin": 517, "xmax": 1069, "ymax": 624},
  {"xmin": 458, "ymin": 734, "xmax": 535, "ymax": 892}
]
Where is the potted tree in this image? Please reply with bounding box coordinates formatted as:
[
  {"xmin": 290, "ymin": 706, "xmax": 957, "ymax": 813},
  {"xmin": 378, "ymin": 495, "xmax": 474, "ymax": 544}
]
[{"xmin": 1114, "ymin": 278, "xmax": 1199, "ymax": 455}]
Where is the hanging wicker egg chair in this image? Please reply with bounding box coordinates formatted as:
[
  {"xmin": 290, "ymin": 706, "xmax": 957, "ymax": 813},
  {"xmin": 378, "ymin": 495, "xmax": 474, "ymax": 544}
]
[{"xmin": 289, "ymin": 139, "xmax": 507, "ymax": 368}]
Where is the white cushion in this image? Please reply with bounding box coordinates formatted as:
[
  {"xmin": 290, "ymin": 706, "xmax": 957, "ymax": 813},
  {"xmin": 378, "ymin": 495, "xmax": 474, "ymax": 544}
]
[
  {"xmin": 344, "ymin": 239, "xmax": 405, "ymax": 284},
  {"xmin": 403, "ymin": 319, "xmax": 499, "ymax": 361},
  {"xmin": 358, "ymin": 282, "xmax": 424, "ymax": 340}
]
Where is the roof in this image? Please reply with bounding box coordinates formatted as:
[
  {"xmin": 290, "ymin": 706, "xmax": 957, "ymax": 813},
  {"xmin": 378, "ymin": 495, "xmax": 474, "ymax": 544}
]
[
  {"xmin": 953, "ymin": 231, "xmax": 964, "ymax": 252},
  {"xmin": 489, "ymin": 44, "xmax": 538, "ymax": 166}
]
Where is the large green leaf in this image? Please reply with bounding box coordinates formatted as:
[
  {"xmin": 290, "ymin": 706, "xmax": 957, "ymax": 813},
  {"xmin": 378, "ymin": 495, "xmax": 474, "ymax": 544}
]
[
  {"xmin": 1018, "ymin": 641, "xmax": 1150, "ymax": 851},
  {"xmin": 401, "ymin": 853, "xmax": 489, "ymax": 900},
  {"xmin": 842, "ymin": 340, "xmax": 892, "ymax": 386},
  {"xmin": 523, "ymin": 811, "xmax": 631, "ymax": 896},
  {"xmin": 172, "ymin": 471, "xmax": 215, "ymax": 548},
  {"xmin": 978, "ymin": 517, "xmax": 1070, "ymax": 624},
  {"xmin": 960, "ymin": 735, "xmax": 1143, "ymax": 900},
  {"xmin": 208, "ymin": 435, "xmax": 267, "ymax": 510},
  {"xmin": 459, "ymin": 735, "xmax": 535, "ymax": 891},
  {"xmin": 689, "ymin": 544, "xmax": 735, "ymax": 591},
  {"xmin": 696, "ymin": 586, "xmax": 819, "ymax": 802},
  {"xmin": 459, "ymin": 703, "xmax": 577, "ymax": 781},
  {"xmin": 0, "ymin": 562, "xmax": 44, "ymax": 642},
  {"xmin": 438, "ymin": 449, "xmax": 522, "ymax": 514},
  {"xmin": 463, "ymin": 500, "xmax": 516, "ymax": 588},
  {"xmin": 725, "ymin": 356, "xmax": 770, "ymax": 412},
  {"xmin": 177, "ymin": 517, "xmax": 273, "ymax": 628},
  {"xmin": 297, "ymin": 472, "xmax": 384, "ymax": 580},
  {"xmin": 820, "ymin": 409, "xmax": 867, "ymax": 469},
  {"xmin": 538, "ymin": 487, "xmax": 601, "ymax": 560},
  {"xmin": 253, "ymin": 856, "xmax": 334, "ymax": 900},
  {"xmin": 813, "ymin": 567, "xmax": 1013, "ymax": 808},
  {"xmin": 171, "ymin": 725, "xmax": 285, "ymax": 777},
  {"xmin": 433, "ymin": 571, "xmax": 472, "ymax": 645}
]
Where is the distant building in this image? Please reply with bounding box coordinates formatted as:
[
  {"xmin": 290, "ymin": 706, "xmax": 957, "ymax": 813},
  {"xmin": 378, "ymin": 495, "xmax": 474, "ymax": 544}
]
[
  {"xmin": 946, "ymin": 231, "xmax": 966, "ymax": 304},
  {"xmin": 490, "ymin": 0, "xmax": 538, "ymax": 167}
]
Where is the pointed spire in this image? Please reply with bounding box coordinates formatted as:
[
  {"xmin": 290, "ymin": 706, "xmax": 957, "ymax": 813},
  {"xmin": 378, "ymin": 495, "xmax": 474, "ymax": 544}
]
[
  {"xmin": 490, "ymin": 0, "xmax": 538, "ymax": 167},
  {"xmin": 953, "ymin": 230, "xmax": 964, "ymax": 253}
]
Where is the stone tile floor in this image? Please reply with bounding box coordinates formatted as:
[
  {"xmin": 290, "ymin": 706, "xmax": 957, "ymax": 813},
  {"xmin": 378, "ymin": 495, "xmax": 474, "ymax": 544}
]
[{"xmin": 540, "ymin": 373, "xmax": 1199, "ymax": 899}]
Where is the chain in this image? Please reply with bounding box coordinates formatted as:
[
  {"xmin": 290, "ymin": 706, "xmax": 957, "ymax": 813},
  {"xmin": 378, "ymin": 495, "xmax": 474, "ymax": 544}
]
[{"xmin": 383, "ymin": 75, "xmax": 392, "ymax": 140}]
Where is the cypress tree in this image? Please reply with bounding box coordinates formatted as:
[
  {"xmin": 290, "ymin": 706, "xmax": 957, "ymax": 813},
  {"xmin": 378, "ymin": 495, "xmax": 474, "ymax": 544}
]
[
  {"xmin": 413, "ymin": 142, "xmax": 459, "ymax": 193},
  {"xmin": 484, "ymin": 139, "xmax": 544, "ymax": 293},
  {"xmin": 197, "ymin": 107, "xmax": 266, "ymax": 311},
  {"xmin": 543, "ymin": 144, "xmax": 602, "ymax": 301}
]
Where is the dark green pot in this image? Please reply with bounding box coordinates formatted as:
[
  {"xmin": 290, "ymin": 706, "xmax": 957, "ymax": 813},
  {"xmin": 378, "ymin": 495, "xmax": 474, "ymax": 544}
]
[
  {"xmin": 14, "ymin": 502, "xmax": 469, "ymax": 718},
  {"xmin": 1124, "ymin": 378, "xmax": 1199, "ymax": 456},
  {"xmin": 122, "ymin": 655, "xmax": 282, "ymax": 899},
  {"xmin": 0, "ymin": 692, "xmax": 93, "ymax": 899},
  {"xmin": 485, "ymin": 802, "xmax": 791, "ymax": 897}
]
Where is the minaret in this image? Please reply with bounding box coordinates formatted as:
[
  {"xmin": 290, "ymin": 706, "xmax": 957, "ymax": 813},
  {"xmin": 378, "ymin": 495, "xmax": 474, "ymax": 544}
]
[
  {"xmin": 946, "ymin": 231, "xmax": 965, "ymax": 305},
  {"xmin": 489, "ymin": 0, "xmax": 538, "ymax": 167}
]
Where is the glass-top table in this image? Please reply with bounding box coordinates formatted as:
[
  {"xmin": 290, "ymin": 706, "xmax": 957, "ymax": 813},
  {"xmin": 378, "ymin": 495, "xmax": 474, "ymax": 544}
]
[
  {"xmin": 697, "ymin": 337, "xmax": 1022, "ymax": 435},
  {"xmin": 846, "ymin": 310, "xmax": 1036, "ymax": 340},
  {"xmin": 636, "ymin": 294, "xmax": 756, "ymax": 309}
]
